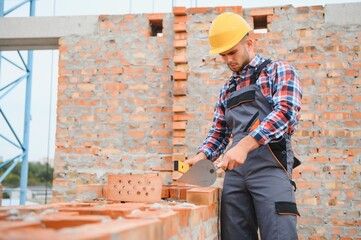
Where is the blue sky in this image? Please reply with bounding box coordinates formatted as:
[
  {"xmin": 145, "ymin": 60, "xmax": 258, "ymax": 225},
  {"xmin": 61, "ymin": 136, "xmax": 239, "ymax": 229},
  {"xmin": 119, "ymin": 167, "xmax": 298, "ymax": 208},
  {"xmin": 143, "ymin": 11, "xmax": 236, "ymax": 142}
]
[{"xmin": 1, "ymin": 0, "xmax": 360, "ymax": 162}]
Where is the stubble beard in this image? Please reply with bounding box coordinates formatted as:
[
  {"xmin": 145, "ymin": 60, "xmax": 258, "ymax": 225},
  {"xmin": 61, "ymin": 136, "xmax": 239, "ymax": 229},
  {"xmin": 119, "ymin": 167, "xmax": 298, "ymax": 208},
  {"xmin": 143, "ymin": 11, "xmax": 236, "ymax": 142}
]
[
  {"xmin": 228, "ymin": 61, "xmax": 248, "ymax": 73},
  {"xmin": 228, "ymin": 49, "xmax": 250, "ymax": 73}
]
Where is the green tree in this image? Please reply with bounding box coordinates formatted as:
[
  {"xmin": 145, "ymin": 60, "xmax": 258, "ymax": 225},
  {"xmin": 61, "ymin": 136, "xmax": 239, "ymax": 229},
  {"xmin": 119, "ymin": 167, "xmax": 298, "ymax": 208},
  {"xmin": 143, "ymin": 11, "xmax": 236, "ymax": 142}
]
[
  {"xmin": 2, "ymin": 174, "xmax": 20, "ymax": 188},
  {"xmin": 0, "ymin": 161, "xmax": 53, "ymax": 188}
]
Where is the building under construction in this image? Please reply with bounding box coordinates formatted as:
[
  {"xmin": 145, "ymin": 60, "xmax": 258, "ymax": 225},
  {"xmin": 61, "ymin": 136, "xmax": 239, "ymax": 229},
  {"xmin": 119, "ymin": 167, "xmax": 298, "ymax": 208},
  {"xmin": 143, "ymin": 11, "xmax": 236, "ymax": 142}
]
[{"xmin": 0, "ymin": 2, "xmax": 361, "ymax": 239}]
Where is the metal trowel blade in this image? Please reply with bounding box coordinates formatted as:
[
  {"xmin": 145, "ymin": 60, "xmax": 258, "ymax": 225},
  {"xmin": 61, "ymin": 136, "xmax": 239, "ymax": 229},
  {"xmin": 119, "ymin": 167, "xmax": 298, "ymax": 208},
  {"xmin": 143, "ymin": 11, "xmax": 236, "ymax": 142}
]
[{"xmin": 177, "ymin": 159, "xmax": 217, "ymax": 187}]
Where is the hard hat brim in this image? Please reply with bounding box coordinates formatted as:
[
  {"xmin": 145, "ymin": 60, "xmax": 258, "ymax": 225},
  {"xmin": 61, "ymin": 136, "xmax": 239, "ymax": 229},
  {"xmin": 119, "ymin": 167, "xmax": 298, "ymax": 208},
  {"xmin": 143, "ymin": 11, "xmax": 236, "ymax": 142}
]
[{"xmin": 209, "ymin": 29, "xmax": 251, "ymax": 55}]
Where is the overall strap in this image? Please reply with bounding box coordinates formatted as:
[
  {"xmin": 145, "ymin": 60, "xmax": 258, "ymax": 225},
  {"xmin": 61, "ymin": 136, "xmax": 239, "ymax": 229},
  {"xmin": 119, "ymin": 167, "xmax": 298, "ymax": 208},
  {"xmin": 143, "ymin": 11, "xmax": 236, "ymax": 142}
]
[
  {"xmin": 227, "ymin": 78, "xmax": 237, "ymax": 93},
  {"xmin": 250, "ymin": 59, "xmax": 272, "ymax": 84}
]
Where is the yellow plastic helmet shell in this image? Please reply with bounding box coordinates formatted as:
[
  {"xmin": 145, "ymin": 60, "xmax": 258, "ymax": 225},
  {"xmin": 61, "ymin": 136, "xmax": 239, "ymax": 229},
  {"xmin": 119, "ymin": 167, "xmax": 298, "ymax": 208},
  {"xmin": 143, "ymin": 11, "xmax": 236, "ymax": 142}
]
[{"xmin": 208, "ymin": 12, "xmax": 252, "ymax": 55}]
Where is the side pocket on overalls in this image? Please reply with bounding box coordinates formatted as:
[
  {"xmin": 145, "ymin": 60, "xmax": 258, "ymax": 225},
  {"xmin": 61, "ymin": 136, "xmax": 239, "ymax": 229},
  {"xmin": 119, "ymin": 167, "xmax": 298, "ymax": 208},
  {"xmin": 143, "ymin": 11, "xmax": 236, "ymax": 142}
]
[
  {"xmin": 268, "ymin": 138, "xmax": 300, "ymax": 192},
  {"xmin": 275, "ymin": 202, "xmax": 300, "ymax": 216},
  {"xmin": 268, "ymin": 138, "xmax": 288, "ymax": 173},
  {"xmin": 268, "ymin": 139, "xmax": 301, "ymax": 170}
]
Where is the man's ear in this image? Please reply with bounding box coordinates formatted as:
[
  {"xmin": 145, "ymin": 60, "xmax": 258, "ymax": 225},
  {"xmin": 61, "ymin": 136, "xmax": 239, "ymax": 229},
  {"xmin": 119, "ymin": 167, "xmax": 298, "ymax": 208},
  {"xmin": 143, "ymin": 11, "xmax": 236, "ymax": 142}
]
[{"xmin": 245, "ymin": 38, "xmax": 253, "ymax": 51}]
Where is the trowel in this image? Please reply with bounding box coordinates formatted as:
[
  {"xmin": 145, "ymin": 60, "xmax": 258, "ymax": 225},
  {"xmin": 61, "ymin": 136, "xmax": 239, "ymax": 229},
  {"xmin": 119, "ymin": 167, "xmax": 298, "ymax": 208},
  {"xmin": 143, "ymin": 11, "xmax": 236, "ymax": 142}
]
[{"xmin": 174, "ymin": 159, "xmax": 217, "ymax": 187}]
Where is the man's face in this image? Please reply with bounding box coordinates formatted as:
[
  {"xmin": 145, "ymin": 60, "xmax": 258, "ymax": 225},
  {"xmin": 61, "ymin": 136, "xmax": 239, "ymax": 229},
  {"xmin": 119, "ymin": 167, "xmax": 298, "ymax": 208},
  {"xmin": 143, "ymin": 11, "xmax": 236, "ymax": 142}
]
[{"xmin": 219, "ymin": 38, "xmax": 252, "ymax": 72}]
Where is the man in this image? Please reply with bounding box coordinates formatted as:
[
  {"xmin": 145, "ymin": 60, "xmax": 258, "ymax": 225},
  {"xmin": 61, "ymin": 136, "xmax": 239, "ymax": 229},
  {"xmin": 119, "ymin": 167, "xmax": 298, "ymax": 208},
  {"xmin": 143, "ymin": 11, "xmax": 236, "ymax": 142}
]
[{"xmin": 185, "ymin": 12, "xmax": 302, "ymax": 240}]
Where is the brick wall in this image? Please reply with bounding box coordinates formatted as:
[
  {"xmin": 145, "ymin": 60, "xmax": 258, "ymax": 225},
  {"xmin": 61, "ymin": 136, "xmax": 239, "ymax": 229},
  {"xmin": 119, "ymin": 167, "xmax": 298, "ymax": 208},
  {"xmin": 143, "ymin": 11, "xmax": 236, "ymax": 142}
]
[
  {"xmin": 54, "ymin": 4, "xmax": 361, "ymax": 239},
  {"xmin": 55, "ymin": 13, "xmax": 174, "ymax": 201}
]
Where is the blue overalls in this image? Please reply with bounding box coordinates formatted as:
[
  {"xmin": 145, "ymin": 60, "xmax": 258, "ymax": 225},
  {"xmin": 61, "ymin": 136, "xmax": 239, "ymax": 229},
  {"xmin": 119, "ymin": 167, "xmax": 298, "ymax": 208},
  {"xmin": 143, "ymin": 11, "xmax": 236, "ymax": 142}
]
[{"xmin": 221, "ymin": 60, "xmax": 300, "ymax": 240}]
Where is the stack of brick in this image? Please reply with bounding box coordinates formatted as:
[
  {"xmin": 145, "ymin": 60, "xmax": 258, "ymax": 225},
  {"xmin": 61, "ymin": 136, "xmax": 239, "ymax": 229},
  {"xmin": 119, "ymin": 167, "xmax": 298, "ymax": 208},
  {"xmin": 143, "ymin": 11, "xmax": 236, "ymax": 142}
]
[
  {"xmin": 172, "ymin": 7, "xmax": 189, "ymax": 178},
  {"xmin": 0, "ymin": 181, "xmax": 219, "ymax": 240}
]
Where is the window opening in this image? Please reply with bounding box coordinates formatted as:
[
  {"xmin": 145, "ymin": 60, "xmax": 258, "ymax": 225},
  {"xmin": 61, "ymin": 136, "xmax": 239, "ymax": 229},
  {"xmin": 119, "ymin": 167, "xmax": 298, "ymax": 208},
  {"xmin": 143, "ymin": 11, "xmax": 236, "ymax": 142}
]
[
  {"xmin": 150, "ymin": 19, "xmax": 163, "ymax": 37},
  {"xmin": 253, "ymin": 15, "xmax": 268, "ymax": 33}
]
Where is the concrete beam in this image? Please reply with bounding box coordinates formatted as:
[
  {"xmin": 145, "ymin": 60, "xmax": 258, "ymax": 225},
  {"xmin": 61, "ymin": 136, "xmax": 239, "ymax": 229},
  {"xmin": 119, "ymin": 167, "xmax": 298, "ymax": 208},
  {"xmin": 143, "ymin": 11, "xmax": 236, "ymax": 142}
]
[
  {"xmin": 0, "ymin": 16, "xmax": 99, "ymax": 51},
  {"xmin": 325, "ymin": 2, "xmax": 361, "ymax": 26}
]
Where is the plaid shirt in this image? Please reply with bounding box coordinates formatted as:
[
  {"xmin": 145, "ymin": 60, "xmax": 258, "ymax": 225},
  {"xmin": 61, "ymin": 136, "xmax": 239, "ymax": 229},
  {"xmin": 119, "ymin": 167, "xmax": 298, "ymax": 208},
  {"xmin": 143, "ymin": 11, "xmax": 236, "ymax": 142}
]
[{"xmin": 198, "ymin": 55, "xmax": 302, "ymax": 161}]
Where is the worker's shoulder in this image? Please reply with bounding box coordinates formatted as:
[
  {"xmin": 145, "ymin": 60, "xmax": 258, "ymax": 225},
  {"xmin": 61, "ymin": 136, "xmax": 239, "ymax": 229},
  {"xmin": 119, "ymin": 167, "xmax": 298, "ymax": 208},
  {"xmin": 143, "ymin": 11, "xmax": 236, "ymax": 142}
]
[{"xmin": 267, "ymin": 59, "xmax": 297, "ymax": 73}]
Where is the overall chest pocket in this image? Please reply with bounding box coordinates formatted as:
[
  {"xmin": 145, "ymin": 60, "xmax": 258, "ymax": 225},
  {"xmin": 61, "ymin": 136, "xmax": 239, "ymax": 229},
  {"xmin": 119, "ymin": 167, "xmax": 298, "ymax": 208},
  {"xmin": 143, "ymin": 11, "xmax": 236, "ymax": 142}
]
[{"xmin": 226, "ymin": 90, "xmax": 256, "ymax": 110}]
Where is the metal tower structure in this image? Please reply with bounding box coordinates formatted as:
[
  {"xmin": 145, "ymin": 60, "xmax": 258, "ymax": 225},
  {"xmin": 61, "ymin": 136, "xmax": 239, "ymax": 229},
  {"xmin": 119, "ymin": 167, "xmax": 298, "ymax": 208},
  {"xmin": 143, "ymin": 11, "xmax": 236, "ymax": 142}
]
[{"xmin": 0, "ymin": 0, "xmax": 36, "ymax": 205}]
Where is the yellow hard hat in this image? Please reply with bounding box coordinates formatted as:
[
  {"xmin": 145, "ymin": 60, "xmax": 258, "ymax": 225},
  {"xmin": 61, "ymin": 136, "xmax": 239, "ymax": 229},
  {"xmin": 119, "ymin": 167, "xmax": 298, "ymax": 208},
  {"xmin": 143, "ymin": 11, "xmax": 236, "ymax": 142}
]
[{"xmin": 208, "ymin": 12, "xmax": 252, "ymax": 55}]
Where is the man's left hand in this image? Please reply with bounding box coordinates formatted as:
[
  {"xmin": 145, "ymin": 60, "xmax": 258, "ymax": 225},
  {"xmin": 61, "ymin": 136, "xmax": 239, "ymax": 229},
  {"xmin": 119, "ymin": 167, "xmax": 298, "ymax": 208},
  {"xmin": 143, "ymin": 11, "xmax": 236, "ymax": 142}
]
[{"xmin": 218, "ymin": 135, "xmax": 260, "ymax": 171}]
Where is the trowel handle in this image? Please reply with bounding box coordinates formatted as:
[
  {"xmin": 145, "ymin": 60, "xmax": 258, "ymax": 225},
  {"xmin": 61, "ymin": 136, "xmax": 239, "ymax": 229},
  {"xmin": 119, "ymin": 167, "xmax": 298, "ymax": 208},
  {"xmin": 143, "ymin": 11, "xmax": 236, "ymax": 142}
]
[{"xmin": 174, "ymin": 161, "xmax": 190, "ymax": 174}]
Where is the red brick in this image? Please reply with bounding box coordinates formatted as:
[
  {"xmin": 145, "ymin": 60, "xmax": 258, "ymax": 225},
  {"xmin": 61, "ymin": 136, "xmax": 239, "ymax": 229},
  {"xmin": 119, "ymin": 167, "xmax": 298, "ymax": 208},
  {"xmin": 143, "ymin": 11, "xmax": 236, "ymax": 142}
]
[
  {"xmin": 174, "ymin": 31, "xmax": 188, "ymax": 40},
  {"xmin": 173, "ymin": 137, "xmax": 186, "ymax": 145},
  {"xmin": 173, "ymin": 113, "xmax": 194, "ymax": 121},
  {"xmin": 174, "ymin": 39, "xmax": 187, "ymax": 48},
  {"xmin": 0, "ymin": 204, "xmax": 55, "ymax": 214},
  {"xmin": 147, "ymin": 13, "xmax": 163, "ymax": 21},
  {"xmin": 249, "ymin": 7, "xmax": 274, "ymax": 16},
  {"xmin": 173, "ymin": 81, "xmax": 187, "ymax": 95},
  {"xmin": 155, "ymin": 147, "xmax": 172, "ymax": 154},
  {"xmin": 172, "ymin": 154, "xmax": 186, "ymax": 162},
  {"xmin": 126, "ymin": 131, "xmax": 146, "ymax": 139},
  {"xmin": 345, "ymin": 69, "xmax": 358, "ymax": 76},
  {"xmin": 149, "ymin": 129, "xmax": 172, "ymax": 138},
  {"xmin": 216, "ymin": 6, "xmax": 243, "ymax": 14},
  {"xmin": 100, "ymin": 21, "xmax": 115, "ymax": 29},
  {"xmin": 311, "ymin": 5, "xmax": 324, "ymax": 11},
  {"xmin": 174, "ymin": 23, "xmax": 187, "ymax": 33},
  {"xmin": 58, "ymin": 203, "xmax": 148, "ymax": 219},
  {"xmin": 0, "ymin": 221, "xmax": 42, "ymax": 231},
  {"xmin": 188, "ymin": 7, "xmax": 213, "ymax": 14},
  {"xmin": 174, "ymin": 55, "xmax": 187, "ymax": 64},
  {"xmin": 189, "ymin": 205, "xmax": 217, "ymax": 225},
  {"xmin": 42, "ymin": 215, "xmax": 105, "ymax": 229},
  {"xmin": 173, "ymin": 71, "xmax": 188, "ymax": 80},
  {"xmin": 125, "ymin": 209, "xmax": 180, "ymax": 239},
  {"xmin": 58, "ymin": 67, "xmax": 73, "ymax": 75},
  {"xmin": 76, "ymin": 184, "xmax": 105, "ymax": 201},
  {"xmin": 106, "ymin": 174, "xmax": 162, "ymax": 203},
  {"xmin": 174, "ymin": 15, "xmax": 189, "ymax": 24},
  {"xmin": 169, "ymin": 186, "xmax": 189, "ymax": 200},
  {"xmin": 186, "ymin": 187, "xmax": 219, "ymax": 205},
  {"xmin": 173, "ymin": 7, "xmax": 186, "ymax": 16},
  {"xmin": 58, "ymin": 45, "xmax": 68, "ymax": 53},
  {"xmin": 2, "ymin": 228, "xmax": 62, "ymax": 240},
  {"xmin": 296, "ymin": 181, "xmax": 322, "ymax": 189},
  {"xmin": 0, "ymin": 213, "xmax": 9, "ymax": 220},
  {"xmin": 161, "ymin": 185, "xmax": 170, "ymax": 198},
  {"xmin": 172, "ymin": 121, "xmax": 186, "ymax": 130},
  {"xmin": 171, "ymin": 205, "xmax": 192, "ymax": 228},
  {"xmin": 157, "ymin": 210, "xmax": 180, "ymax": 239},
  {"xmin": 104, "ymin": 82, "xmax": 126, "ymax": 91},
  {"xmin": 173, "ymin": 129, "xmax": 186, "ymax": 137},
  {"xmin": 173, "ymin": 104, "xmax": 186, "ymax": 112},
  {"xmin": 60, "ymin": 218, "xmax": 163, "ymax": 240},
  {"xmin": 75, "ymin": 99, "xmax": 99, "ymax": 107}
]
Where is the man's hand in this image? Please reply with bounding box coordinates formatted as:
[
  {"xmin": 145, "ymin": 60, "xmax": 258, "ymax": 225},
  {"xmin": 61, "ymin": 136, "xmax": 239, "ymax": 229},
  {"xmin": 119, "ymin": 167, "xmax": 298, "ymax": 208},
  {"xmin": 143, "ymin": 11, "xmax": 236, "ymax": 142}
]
[
  {"xmin": 218, "ymin": 135, "xmax": 260, "ymax": 171},
  {"xmin": 185, "ymin": 152, "xmax": 207, "ymax": 166}
]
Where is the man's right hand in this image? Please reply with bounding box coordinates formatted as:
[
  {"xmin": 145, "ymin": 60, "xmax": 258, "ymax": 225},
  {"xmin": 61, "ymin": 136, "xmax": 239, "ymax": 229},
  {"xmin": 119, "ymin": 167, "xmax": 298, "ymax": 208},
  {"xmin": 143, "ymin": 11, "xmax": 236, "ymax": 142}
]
[{"xmin": 184, "ymin": 152, "xmax": 207, "ymax": 166}]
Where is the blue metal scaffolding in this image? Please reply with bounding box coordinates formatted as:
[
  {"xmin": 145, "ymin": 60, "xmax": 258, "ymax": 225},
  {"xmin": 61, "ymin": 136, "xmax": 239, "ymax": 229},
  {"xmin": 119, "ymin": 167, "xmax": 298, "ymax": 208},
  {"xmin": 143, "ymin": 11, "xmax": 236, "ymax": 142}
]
[{"xmin": 0, "ymin": 0, "xmax": 36, "ymax": 205}]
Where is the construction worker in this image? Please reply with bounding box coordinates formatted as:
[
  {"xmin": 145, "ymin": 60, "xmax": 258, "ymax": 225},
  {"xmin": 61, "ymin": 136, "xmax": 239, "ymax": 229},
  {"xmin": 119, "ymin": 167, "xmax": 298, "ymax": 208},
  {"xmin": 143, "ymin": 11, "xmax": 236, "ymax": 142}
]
[{"xmin": 185, "ymin": 12, "xmax": 302, "ymax": 239}]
